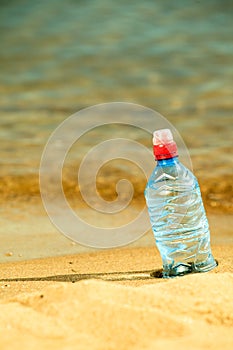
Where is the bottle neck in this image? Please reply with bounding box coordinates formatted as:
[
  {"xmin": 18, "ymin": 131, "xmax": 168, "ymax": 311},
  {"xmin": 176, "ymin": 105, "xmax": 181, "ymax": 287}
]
[{"xmin": 156, "ymin": 156, "xmax": 179, "ymax": 166}]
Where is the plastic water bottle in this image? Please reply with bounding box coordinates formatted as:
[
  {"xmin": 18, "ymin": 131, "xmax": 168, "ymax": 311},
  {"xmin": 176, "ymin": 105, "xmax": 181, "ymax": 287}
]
[{"xmin": 144, "ymin": 129, "xmax": 217, "ymax": 278}]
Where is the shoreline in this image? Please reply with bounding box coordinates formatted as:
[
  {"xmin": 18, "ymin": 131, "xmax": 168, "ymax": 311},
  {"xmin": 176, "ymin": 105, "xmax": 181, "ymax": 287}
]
[{"xmin": 1, "ymin": 171, "xmax": 232, "ymax": 214}]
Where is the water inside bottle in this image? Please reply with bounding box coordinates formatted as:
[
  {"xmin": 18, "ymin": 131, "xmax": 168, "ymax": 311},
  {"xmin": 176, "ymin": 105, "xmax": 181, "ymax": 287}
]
[{"xmin": 145, "ymin": 157, "xmax": 217, "ymax": 277}]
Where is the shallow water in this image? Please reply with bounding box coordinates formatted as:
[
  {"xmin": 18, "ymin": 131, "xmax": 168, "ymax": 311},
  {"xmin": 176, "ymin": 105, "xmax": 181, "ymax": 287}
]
[
  {"xmin": 1, "ymin": 0, "xmax": 232, "ymax": 169},
  {"xmin": 0, "ymin": 0, "xmax": 232, "ymax": 260}
]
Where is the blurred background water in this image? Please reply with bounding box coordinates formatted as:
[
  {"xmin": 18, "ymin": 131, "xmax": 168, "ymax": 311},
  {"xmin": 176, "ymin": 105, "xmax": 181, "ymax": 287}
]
[{"xmin": 0, "ymin": 0, "xmax": 232, "ymax": 261}]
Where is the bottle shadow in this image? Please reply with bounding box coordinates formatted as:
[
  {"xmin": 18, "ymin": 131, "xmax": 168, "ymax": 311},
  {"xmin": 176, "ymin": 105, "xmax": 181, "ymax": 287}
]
[{"xmin": 0, "ymin": 269, "xmax": 164, "ymax": 283}]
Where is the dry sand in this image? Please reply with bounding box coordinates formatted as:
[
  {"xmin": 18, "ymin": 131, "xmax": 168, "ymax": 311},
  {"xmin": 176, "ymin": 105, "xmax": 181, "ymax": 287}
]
[{"xmin": 0, "ymin": 245, "xmax": 232, "ymax": 350}]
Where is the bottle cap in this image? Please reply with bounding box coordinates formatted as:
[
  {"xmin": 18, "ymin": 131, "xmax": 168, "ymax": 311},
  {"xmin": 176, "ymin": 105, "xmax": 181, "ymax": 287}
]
[
  {"xmin": 153, "ymin": 129, "xmax": 173, "ymax": 145},
  {"xmin": 152, "ymin": 129, "xmax": 178, "ymax": 160}
]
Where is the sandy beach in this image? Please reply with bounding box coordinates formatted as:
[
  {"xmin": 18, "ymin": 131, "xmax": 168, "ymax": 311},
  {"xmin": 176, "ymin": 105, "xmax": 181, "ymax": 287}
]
[
  {"xmin": 0, "ymin": 245, "xmax": 232, "ymax": 349},
  {"xmin": 1, "ymin": 116, "xmax": 232, "ymax": 349}
]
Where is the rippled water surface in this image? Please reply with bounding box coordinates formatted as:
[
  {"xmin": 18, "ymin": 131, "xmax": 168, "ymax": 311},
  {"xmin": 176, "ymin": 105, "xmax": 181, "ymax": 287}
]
[{"xmin": 1, "ymin": 0, "xmax": 232, "ymax": 164}]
